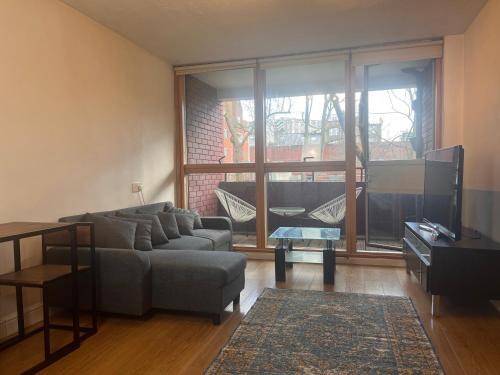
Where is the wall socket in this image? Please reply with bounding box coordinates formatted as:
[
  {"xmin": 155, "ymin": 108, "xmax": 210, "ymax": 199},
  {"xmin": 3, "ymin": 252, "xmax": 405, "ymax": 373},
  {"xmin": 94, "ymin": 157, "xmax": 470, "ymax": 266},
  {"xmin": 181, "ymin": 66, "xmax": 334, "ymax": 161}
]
[{"xmin": 131, "ymin": 182, "xmax": 143, "ymax": 193}]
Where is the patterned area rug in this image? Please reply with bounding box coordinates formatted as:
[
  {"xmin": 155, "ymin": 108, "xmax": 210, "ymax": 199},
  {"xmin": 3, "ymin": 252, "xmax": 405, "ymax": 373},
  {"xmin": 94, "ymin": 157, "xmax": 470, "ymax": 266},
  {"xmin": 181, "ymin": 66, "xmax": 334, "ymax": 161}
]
[{"xmin": 206, "ymin": 288, "xmax": 443, "ymax": 374}]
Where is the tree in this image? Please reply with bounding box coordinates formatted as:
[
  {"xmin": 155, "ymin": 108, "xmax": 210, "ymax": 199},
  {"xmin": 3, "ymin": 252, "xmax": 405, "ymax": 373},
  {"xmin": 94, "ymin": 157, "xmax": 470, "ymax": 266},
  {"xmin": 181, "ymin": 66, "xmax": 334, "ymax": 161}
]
[{"xmin": 224, "ymin": 101, "xmax": 252, "ymax": 163}]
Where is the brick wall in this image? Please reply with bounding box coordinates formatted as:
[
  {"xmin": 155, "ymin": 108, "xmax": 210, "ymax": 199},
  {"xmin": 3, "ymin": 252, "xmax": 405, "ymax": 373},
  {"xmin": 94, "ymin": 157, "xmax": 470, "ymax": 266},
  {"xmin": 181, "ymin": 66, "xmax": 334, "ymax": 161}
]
[
  {"xmin": 421, "ymin": 63, "xmax": 435, "ymax": 153},
  {"xmin": 185, "ymin": 76, "xmax": 225, "ymax": 216}
]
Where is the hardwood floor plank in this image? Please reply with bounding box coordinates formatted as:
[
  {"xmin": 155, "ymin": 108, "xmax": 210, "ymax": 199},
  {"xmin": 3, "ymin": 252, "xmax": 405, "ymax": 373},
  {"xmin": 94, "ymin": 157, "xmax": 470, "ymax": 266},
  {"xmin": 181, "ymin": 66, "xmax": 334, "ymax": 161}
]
[{"xmin": 1, "ymin": 260, "xmax": 499, "ymax": 375}]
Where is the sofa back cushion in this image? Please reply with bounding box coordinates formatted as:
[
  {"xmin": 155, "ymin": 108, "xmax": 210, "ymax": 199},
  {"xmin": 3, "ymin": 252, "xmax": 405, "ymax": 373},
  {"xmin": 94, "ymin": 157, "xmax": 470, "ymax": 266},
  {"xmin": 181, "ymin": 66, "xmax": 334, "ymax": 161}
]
[
  {"xmin": 114, "ymin": 217, "xmax": 153, "ymax": 251},
  {"xmin": 165, "ymin": 203, "xmax": 203, "ymax": 229},
  {"xmin": 174, "ymin": 213, "xmax": 196, "ymax": 236},
  {"xmin": 157, "ymin": 212, "xmax": 181, "ymax": 239},
  {"xmin": 117, "ymin": 212, "xmax": 168, "ymax": 245},
  {"xmin": 83, "ymin": 213, "xmax": 137, "ymax": 249}
]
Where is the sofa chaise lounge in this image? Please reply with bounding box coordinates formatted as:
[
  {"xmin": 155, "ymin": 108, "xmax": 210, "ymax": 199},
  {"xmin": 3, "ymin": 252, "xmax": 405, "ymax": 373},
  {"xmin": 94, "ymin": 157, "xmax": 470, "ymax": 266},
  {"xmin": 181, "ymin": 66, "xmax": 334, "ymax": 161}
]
[{"xmin": 46, "ymin": 202, "xmax": 246, "ymax": 324}]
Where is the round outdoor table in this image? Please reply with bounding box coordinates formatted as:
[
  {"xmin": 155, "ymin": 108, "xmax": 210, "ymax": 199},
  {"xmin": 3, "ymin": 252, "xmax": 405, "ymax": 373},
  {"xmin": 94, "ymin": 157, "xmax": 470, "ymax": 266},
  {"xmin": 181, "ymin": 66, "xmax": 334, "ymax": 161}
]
[{"xmin": 269, "ymin": 207, "xmax": 305, "ymax": 217}]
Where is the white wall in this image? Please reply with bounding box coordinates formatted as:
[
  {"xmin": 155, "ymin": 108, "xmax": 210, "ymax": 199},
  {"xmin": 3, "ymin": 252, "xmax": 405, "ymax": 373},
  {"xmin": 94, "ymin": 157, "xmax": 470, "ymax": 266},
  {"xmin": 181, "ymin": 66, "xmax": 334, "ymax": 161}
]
[
  {"xmin": 0, "ymin": 0, "xmax": 175, "ymax": 335},
  {"xmin": 443, "ymin": 0, "xmax": 500, "ymax": 242}
]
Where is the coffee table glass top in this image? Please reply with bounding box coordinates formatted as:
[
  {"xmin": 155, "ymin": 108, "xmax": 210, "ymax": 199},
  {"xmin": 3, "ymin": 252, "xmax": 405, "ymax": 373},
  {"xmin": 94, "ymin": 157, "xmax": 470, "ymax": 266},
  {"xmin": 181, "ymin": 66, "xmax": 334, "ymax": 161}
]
[{"xmin": 269, "ymin": 227, "xmax": 341, "ymax": 241}]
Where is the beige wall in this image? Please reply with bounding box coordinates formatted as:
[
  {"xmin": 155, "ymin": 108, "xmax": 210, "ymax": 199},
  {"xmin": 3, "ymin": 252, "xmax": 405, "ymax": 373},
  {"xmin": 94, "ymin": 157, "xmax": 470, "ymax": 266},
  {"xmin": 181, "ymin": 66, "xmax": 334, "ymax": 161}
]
[
  {"xmin": 0, "ymin": 0, "xmax": 175, "ymax": 333},
  {"xmin": 463, "ymin": 0, "xmax": 500, "ymax": 193},
  {"xmin": 442, "ymin": 35, "xmax": 464, "ymax": 148},
  {"xmin": 443, "ymin": 0, "xmax": 500, "ymax": 242}
]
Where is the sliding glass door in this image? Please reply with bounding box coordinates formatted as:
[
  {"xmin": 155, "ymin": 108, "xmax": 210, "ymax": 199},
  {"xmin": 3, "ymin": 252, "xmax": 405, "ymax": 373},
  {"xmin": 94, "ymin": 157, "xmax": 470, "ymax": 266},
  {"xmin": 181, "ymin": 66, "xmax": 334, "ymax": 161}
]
[
  {"xmin": 175, "ymin": 42, "xmax": 442, "ymax": 255},
  {"xmin": 355, "ymin": 59, "xmax": 436, "ymax": 250},
  {"xmin": 263, "ymin": 58, "xmax": 349, "ymax": 250}
]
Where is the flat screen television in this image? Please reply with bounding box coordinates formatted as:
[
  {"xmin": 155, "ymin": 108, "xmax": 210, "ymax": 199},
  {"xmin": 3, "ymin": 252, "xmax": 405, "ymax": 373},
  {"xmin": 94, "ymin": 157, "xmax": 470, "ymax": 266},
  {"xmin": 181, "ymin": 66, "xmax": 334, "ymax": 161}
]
[{"xmin": 423, "ymin": 145, "xmax": 464, "ymax": 241}]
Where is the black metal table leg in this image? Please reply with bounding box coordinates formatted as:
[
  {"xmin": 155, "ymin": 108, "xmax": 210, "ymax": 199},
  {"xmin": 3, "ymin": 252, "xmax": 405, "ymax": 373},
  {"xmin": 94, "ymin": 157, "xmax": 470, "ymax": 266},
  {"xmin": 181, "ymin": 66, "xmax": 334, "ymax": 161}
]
[
  {"xmin": 285, "ymin": 240, "xmax": 294, "ymax": 269},
  {"xmin": 275, "ymin": 238, "xmax": 286, "ymax": 282},
  {"xmin": 323, "ymin": 239, "xmax": 335, "ymax": 284},
  {"xmin": 42, "ymin": 285, "xmax": 50, "ymax": 359},
  {"xmin": 70, "ymin": 227, "xmax": 80, "ymax": 346},
  {"xmin": 89, "ymin": 224, "xmax": 98, "ymax": 332},
  {"xmin": 13, "ymin": 239, "xmax": 25, "ymax": 337}
]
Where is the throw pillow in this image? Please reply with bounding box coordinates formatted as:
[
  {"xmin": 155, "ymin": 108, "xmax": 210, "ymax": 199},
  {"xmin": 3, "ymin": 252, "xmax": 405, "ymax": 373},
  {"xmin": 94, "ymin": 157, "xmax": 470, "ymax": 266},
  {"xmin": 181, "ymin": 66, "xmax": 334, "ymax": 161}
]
[
  {"xmin": 165, "ymin": 206, "xmax": 203, "ymax": 229},
  {"xmin": 117, "ymin": 211, "xmax": 168, "ymax": 245},
  {"xmin": 83, "ymin": 213, "xmax": 137, "ymax": 249},
  {"xmin": 157, "ymin": 212, "xmax": 181, "ymax": 239},
  {"xmin": 113, "ymin": 217, "xmax": 153, "ymax": 251},
  {"xmin": 175, "ymin": 213, "xmax": 195, "ymax": 236}
]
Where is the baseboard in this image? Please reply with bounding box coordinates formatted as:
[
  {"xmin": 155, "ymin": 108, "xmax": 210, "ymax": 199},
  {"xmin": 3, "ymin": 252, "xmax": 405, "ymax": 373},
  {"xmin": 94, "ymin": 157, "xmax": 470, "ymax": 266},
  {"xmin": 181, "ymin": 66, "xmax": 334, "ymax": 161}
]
[
  {"xmin": 243, "ymin": 252, "xmax": 405, "ymax": 267},
  {"xmin": 0, "ymin": 303, "xmax": 43, "ymax": 339}
]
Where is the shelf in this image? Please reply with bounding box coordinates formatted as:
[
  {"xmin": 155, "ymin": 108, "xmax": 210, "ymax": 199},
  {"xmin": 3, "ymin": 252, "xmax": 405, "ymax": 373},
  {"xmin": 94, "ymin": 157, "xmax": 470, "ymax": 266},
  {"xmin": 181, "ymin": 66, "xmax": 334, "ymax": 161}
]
[
  {"xmin": 0, "ymin": 222, "xmax": 74, "ymax": 243},
  {"xmin": 0, "ymin": 264, "xmax": 90, "ymax": 288}
]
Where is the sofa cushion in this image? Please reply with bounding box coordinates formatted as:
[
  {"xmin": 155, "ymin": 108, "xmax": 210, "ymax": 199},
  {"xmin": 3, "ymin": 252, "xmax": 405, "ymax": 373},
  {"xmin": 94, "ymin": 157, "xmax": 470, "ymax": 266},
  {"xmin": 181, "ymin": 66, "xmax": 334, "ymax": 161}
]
[
  {"xmin": 154, "ymin": 236, "xmax": 213, "ymax": 251},
  {"xmin": 117, "ymin": 212, "xmax": 168, "ymax": 245},
  {"xmin": 175, "ymin": 213, "xmax": 195, "ymax": 236},
  {"xmin": 192, "ymin": 229, "xmax": 231, "ymax": 249},
  {"xmin": 147, "ymin": 250, "xmax": 246, "ymax": 287},
  {"xmin": 114, "ymin": 217, "xmax": 153, "ymax": 251},
  {"xmin": 157, "ymin": 212, "xmax": 181, "ymax": 239},
  {"xmin": 165, "ymin": 204, "xmax": 203, "ymax": 229},
  {"xmin": 83, "ymin": 213, "xmax": 137, "ymax": 249}
]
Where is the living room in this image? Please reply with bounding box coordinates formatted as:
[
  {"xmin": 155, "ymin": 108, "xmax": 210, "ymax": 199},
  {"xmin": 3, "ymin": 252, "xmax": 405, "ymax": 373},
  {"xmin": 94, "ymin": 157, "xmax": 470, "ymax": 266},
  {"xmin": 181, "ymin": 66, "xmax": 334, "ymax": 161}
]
[{"xmin": 1, "ymin": 0, "xmax": 499, "ymax": 374}]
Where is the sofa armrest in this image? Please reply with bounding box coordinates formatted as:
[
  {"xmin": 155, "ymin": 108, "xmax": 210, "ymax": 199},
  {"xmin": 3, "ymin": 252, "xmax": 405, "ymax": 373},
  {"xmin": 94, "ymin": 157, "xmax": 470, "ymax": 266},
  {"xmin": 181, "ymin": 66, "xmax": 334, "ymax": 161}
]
[
  {"xmin": 201, "ymin": 216, "xmax": 233, "ymax": 231},
  {"xmin": 46, "ymin": 247, "xmax": 152, "ymax": 316}
]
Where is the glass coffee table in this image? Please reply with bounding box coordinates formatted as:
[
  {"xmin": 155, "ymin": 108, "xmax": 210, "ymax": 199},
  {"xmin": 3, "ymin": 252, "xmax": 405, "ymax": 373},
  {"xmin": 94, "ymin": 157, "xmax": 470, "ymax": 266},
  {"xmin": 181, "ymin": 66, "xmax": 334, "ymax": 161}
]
[{"xmin": 269, "ymin": 227, "xmax": 341, "ymax": 284}]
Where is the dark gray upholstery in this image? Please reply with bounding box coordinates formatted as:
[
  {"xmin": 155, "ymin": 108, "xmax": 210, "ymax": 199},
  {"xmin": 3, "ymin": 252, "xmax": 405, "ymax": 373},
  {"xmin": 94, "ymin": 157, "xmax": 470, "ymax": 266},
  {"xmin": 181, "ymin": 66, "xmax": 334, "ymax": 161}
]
[
  {"xmin": 175, "ymin": 213, "xmax": 195, "ymax": 235},
  {"xmin": 147, "ymin": 250, "xmax": 246, "ymax": 313},
  {"xmin": 201, "ymin": 217, "xmax": 232, "ymax": 231},
  {"xmin": 46, "ymin": 247, "xmax": 152, "ymax": 316},
  {"xmin": 47, "ymin": 202, "xmax": 243, "ymax": 320},
  {"xmin": 166, "ymin": 206, "xmax": 203, "ymax": 229},
  {"xmin": 117, "ymin": 212, "xmax": 168, "ymax": 245},
  {"xmin": 115, "ymin": 217, "xmax": 153, "ymax": 251},
  {"xmin": 154, "ymin": 236, "xmax": 212, "ymax": 250},
  {"xmin": 148, "ymin": 250, "xmax": 245, "ymax": 287},
  {"xmin": 192, "ymin": 229, "xmax": 231, "ymax": 249},
  {"xmin": 157, "ymin": 212, "xmax": 181, "ymax": 239},
  {"xmin": 84, "ymin": 213, "xmax": 137, "ymax": 249}
]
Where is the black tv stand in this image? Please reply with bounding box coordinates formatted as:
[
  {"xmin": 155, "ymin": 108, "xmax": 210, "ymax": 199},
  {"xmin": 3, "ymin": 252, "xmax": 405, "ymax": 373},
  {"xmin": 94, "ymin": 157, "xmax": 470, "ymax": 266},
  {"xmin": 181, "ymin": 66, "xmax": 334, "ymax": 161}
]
[{"xmin": 403, "ymin": 222, "xmax": 500, "ymax": 317}]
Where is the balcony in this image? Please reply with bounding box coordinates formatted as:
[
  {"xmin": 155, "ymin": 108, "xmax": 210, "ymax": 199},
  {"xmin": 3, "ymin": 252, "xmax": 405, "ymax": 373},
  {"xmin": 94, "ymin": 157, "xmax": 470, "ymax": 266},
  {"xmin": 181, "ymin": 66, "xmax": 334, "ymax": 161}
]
[{"xmin": 202, "ymin": 177, "xmax": 419, "ymax": 251}]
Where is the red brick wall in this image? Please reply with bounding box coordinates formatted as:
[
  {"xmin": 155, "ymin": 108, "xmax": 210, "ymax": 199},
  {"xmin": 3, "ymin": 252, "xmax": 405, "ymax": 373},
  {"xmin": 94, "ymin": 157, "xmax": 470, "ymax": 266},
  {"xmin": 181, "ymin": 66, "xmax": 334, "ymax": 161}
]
[
  {"xmin": 185, "ymin": 76, "xmax": 225, "ymax": 216},
  {"xmin": 421, "ymin": 63, "xmax": 435, "ymax": 153}
]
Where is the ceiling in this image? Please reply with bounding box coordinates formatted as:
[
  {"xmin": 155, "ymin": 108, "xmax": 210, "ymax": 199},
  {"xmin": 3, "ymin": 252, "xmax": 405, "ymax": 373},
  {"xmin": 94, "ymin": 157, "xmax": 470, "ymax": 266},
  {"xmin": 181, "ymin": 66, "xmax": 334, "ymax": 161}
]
[{"xmin": 62, "ymin": 0, "xmax": 487, "ymax": 66}]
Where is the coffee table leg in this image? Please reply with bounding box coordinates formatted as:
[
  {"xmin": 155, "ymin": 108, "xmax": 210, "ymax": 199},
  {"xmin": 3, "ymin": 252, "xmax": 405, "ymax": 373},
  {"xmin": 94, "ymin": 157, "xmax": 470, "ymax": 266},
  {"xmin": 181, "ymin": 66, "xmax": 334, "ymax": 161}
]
[
  {"xmin": 323, "ymin": 240, "xmax": 335, "ymax": 284},
  {"xmin": 285, "ymin": 240, "xmax": 294, "ymax": 269},
  {"xmin": 275, "ymin": 239, "xmax": 286, "ymax": 282}
]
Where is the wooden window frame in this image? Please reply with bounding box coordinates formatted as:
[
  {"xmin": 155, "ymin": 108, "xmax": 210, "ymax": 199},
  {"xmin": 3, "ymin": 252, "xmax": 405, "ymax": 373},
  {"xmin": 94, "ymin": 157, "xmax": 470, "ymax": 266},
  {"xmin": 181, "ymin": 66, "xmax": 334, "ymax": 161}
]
[{"xmin": 174, "ymin": 43, "xmax": 443, "ymax": 256}]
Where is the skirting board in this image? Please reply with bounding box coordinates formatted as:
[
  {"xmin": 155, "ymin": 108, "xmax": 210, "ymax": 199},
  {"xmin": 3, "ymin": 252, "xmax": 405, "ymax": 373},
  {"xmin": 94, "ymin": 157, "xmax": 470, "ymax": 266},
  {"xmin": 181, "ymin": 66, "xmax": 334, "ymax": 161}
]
[
  {"xmin": 243, "ymin": 252, "xmax": 405, "ymax": 267},
  {"xmin": 0, "ymin": 303, "xmax": 43, "ymax": 339}
]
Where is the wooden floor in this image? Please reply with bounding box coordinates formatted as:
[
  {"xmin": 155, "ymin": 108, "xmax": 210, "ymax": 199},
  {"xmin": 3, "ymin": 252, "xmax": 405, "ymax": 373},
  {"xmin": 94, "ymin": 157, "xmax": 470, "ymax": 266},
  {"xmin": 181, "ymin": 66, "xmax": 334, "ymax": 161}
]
[{"xmin": 2, "ymin": 260, "xmax": 500, "ymax": 374}]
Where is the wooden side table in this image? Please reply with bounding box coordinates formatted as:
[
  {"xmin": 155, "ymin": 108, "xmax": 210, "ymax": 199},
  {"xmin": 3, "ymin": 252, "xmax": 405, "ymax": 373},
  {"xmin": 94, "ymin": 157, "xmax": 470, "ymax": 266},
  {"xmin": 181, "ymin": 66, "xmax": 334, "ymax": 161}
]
[{"xmin": 0, "ymin": 222, "xmax": 97, "ymax": 373}]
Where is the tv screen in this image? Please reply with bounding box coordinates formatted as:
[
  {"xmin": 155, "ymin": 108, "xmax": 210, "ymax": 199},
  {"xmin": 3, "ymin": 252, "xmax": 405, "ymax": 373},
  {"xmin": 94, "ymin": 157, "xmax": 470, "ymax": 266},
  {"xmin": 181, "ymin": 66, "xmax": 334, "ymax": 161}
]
[{"xmin": 423, "ymin": 146, "xmax": 464, "ymax": 240}]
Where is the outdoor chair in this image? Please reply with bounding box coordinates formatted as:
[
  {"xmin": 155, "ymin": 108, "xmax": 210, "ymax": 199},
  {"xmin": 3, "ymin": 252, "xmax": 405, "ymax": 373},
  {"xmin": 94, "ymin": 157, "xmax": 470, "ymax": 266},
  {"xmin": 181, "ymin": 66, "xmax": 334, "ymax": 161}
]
[
  {"xmin": 214, "ymin": 188, "xmax": 256, "ymax": 223},
  {"xmin": 308, "ymin": 187, "xmax": 364, "ymax": 225}
]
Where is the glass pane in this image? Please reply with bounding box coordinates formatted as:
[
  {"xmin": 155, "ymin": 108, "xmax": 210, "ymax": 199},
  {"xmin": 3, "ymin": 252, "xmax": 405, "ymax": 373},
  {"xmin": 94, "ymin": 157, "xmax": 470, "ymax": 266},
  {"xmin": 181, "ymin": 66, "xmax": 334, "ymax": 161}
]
[
  {"xmin": 185, "ymin": 69, "xmax": 255, "ymax": 164},
  {"xmin": 354, "ymin": 59, "xmax": 435, "ymax": 251},
  {"xmin": 187, "ymin": 173, "xmax": 256, "ymax": 247},
  {"xmin": 265, "ymin": 60, "xmax": 346, "ymax": 162},
  {"xmin": 266, "ymin": 171, "xmax": 348, "ymax": 250}
]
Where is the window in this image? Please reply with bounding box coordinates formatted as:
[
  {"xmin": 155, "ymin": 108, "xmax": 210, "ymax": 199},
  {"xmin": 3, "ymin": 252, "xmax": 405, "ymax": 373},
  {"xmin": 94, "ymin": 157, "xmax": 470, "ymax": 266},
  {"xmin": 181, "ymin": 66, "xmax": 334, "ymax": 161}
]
[
  {"xmin": 265, "ymin": 60, "xmax": 346, "ymax": 162},
  {"xmin": 185, "ymin": 68, "xmax": 255, "ymax": 164}
]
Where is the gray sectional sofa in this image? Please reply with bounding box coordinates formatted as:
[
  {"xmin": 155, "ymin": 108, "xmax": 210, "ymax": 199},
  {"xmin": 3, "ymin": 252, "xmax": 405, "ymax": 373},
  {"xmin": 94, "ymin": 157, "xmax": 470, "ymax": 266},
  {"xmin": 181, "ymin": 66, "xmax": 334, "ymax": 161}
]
[{"xmin": 46, "ymin": 202, "xmax": 246, "ymax": 324}]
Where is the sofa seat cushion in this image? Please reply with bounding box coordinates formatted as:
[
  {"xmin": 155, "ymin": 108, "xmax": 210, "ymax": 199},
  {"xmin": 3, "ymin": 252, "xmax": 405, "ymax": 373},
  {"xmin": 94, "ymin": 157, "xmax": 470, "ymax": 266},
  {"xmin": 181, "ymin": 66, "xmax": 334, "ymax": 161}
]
[
  {"xmin": 153, "ymin": 236, "xmax": 212, "ymax": 250},
  {"xmin": 147, "ymin": 250, "xmax": 246, "ymax": 288},
  {"xmin": 192, "ymin": 229, "xmax": 231, "ymax": 249}
]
